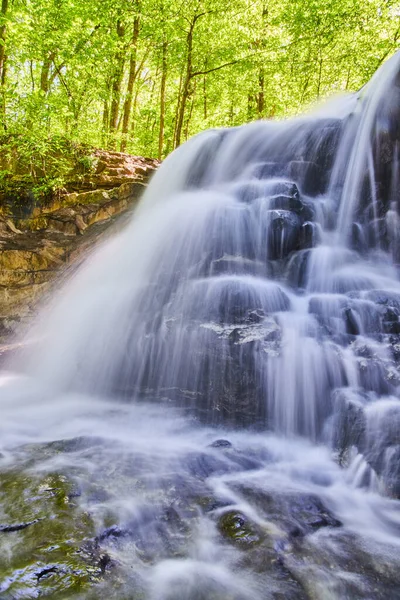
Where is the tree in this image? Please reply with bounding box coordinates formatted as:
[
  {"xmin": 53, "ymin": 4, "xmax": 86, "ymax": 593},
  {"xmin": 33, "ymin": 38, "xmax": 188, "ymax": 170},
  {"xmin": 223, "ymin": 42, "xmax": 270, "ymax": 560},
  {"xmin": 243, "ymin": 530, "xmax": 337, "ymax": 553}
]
[{"xmin": 0, "ymin": 0, "xmax": 398, "ymax": 157}]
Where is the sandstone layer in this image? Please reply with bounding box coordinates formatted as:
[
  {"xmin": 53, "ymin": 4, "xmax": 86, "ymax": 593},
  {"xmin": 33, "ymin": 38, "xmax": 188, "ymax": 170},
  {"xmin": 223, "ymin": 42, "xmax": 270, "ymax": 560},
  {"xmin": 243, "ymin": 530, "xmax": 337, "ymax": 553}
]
[{"xmin": 0, "ymin": 151, "xmax": 158, "ymax": 342}]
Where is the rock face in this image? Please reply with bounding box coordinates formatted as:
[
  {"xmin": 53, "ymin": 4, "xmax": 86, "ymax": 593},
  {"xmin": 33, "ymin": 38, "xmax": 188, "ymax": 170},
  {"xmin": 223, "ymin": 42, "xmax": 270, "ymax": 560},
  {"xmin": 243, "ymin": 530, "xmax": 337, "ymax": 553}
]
[
  {"xmin": 0, "ymin": 152, "xmax": 158, "ymax": 342},
  {"xmin": 69, "ymin": 150, "xmax": 159, "ymax": 191}
]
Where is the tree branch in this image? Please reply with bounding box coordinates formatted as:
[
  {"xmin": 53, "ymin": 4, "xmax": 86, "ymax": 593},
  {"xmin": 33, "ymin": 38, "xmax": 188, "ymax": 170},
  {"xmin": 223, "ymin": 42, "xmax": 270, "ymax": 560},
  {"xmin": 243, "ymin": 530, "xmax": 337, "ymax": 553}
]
[{"xmin": 191, "ymin": 59, "xmax": 239, "ymax": 78}]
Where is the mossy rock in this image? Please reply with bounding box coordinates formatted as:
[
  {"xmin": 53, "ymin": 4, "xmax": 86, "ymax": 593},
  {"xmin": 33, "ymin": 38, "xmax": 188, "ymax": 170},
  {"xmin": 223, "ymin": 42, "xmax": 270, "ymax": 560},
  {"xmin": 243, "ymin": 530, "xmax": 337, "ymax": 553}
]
[
  {"xmin": 0, "ymin": 469, "xmax": 109, "ymax": 599},
  {"xmin": 217, "ymin": 510, "xmax": 264, "ymax": 548}
]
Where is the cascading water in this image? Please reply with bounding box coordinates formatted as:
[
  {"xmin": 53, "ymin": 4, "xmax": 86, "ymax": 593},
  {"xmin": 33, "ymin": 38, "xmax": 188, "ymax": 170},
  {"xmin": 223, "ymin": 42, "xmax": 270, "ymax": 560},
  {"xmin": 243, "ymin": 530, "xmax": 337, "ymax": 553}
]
[{"xmin": 1, "ymin": 54, "xmax": 400, "ymax": 599}]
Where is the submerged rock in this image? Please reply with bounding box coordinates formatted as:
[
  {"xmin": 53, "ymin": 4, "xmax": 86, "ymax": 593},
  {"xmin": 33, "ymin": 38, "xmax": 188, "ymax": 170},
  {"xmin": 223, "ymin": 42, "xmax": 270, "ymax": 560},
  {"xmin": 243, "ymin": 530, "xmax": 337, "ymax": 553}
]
[
  {"xmin": 217, "ymin": 510, "xmax": 265, "ymax": 548},
  {"xmin": 230, "ymin": 484, "xmax": 341, "ymax": 538},
  {"xmin": 209, "ymin": 439, "xmax": 233, "ymax": 449},
  {"xmin": 0, "ymin": 470, "xmax": 110, "ymax": 599}
]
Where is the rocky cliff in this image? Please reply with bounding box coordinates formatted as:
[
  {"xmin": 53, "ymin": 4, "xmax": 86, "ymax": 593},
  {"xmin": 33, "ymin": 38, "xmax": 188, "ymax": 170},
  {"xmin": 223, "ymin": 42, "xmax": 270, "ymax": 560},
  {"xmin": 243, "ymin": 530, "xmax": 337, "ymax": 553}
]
[{"xmin": 0, "ymin": 150, "xmax": 159, "ymax": 342}]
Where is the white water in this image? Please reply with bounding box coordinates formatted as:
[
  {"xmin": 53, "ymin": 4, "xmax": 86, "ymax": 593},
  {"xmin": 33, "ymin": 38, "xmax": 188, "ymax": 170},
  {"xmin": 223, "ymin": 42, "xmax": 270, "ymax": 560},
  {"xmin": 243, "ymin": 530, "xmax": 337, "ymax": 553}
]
[{"xmin": 1, "ymin": 53, "xmax": 400, "ymax": 598}]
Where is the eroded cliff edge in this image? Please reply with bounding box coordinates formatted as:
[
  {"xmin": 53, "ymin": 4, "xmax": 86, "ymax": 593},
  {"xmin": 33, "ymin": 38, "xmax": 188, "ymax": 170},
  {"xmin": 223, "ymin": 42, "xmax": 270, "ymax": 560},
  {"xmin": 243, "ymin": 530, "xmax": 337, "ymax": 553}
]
[{"xmin": 0, "ymin": 150, "xmax": 159, "ymax": 343}]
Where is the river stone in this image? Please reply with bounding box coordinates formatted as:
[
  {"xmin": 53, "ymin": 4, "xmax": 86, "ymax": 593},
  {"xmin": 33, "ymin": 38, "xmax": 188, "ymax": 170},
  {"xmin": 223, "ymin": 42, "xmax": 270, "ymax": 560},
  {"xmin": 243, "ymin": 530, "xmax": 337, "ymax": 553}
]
[{"xmin": 217, "ymin": 510, "xmax": 264, "ymax": 548}]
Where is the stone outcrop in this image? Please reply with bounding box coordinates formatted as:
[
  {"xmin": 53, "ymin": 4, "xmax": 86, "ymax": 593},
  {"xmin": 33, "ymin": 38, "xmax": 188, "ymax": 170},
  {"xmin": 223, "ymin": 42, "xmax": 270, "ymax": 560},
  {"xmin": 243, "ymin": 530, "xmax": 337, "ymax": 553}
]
[
  {"xmin": 0, "ymin": 152, "xmax": 159, "ymax": 342},
  {"xmin": 68, "ymin": 149, "xmax": 159, "ymax": 191}
]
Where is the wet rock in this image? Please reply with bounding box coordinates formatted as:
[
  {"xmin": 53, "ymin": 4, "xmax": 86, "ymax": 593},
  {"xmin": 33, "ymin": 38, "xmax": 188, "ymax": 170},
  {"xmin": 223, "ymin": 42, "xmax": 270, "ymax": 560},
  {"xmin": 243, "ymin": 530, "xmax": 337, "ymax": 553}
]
[
  {"xmin": 366, "ymin": 289, "xmax": 400, "ymax": 311},
  {"xmin": 209, "ymin": 439, "xmax": 232, "ymax": 449},
  {"xmin": 268, "ymin": 195, "xmax": 315, "ymax": 224},
  {"xmin": 286, "ymin": 494, "xmax": 342, "ymax": 535},
  {"xmin": 367, "ymin": 401, "xmax": 400, "ymax": 451},
  {"xmin": 381, "ymin": 303, "xmax": 400, "ymax": 334},
  {"xmin": 246, "ymin": 308, "xmax": 266, "ymax": 323},
  {"xmin": 269, "ymin": 181, "xmax": 300, "ymax": 200},
  {"xmin": 98, "ymin": 553, "xmax": 112, "ymax": 574},
  {"xmin": 185, "ymin": 131, "xmax": 226, "ymax": 187},
  {"xmin": 331, "ymin": 389, "xmax": 367, "ymax": 461},
  {"xmin": 300, "ymin": 221, "xmax": 320, "ymax": 249},
  {"xmin": 280, "ymin": 526, "xmax": 400, "ymax": 600},
  {"xmin": 231, "ymin": 485, "xmax": 341, "ymax": 537},
  {"xmin": 367, "ymin": 217, "xmax": 389, "ymax": 250},
  {"xmin": 350, "ymin": 221, "xmax": 368, "ymax": 253},
  {"xmin": 209, "ymin": 257, "xmax": 268, "ymax": 278},
  {"xmin": 309, "ymin": 295, "xmax": 381, "ymax": 337},
  {"xmin": 268, "ymin": 193, "xmax": 305, "ymax": 214},
  {"xmin": 343, "ymin": 307, "xmax": 360, "ymax": 335},
  {"xmin": 208, "ymin": 279, "xmax": 290, "ymax": 324},
  {"xmin": 308, "ymin": 295, "xmax": 347, "ymax": 330},
  {"xmin": 217, "ymin": 510, "xmax": 264, "ymax": 548},
  {"xmin": 0, "ymin": 470, "xmax": 107, "ymax": 599},
  {"xmin": 310, "ymin": 119, "xmax": 345, "ymax": 172},
  {"xmin": 106, "ymin": 504, "xmax": 192, "ymax": 562},
  {"xmin": 381, "ymin": 445, "xmax": 400, "ymax": 498},
  {"xmin": 0, "ymin": 518, "xmax": 42, "ymax": 533},
  {"xmin": 286, "ymin": 249, "xmax": 310, "ymax": 289},
  {"xmin": 185, "ymin": 452, "xmax": 229, "ymax": 478},
  {"xmin": 343, "ymin": 400, "xmax": 400, "ymax": 498},
  {"xmin": 267, "ymin": 210, "xmax": 302, "ymax": 260},
  {"xmin": 98, "ymin": 525, "xmax": 130, "ymax": 542},
  {"xmin": 43, "ymin": 436, "xmax": 104, "ymax": 454},
  {"xmin": 203, "ymin": 351, "xmax": 264, "ymax": 427},
  {"xmin": 252, "ymin": 160, "xmax": 324, "ymax": 196},
  {"xmin": 383, "ymin": 320, "xmax": 400, "ymax": 334},
  {"xmin": 232, "ymin": 179, "xmax": 300, "ymax": 204},
  {"xmin": 382, "ymin": 306, "xmax": 399, "ymax": 322},
  {"xmin": 356, "ymin": 354, "xmax": 394, "ymax": 396}
]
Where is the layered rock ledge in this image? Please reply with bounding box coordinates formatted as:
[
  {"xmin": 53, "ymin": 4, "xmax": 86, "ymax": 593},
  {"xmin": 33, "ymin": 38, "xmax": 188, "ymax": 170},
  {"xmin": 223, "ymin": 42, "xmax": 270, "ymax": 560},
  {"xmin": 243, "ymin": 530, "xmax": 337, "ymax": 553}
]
[{"xmin": 0, "ymin": 151, "xmax": 159, "ymax": 342}]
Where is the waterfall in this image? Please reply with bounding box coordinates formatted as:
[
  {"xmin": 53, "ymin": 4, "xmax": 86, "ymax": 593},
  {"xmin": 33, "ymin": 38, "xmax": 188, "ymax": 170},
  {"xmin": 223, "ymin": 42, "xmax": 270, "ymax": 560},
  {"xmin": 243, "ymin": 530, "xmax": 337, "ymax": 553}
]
[
  {"xmin": 1, "ymin": 53, "xmax": 400, "ymax": 600},
  {"xmin": 17, "ymin": 53, "xmax": 400, "ymax": 444}
]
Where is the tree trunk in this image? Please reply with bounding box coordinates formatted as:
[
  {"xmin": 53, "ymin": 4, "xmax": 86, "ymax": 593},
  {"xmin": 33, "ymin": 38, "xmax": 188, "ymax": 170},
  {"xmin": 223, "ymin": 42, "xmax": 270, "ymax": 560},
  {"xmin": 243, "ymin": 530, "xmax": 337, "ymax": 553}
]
[
  {"xmin": 174, "ymin": 11, "xmax": 211, "ymax": 148},
  {"xmin": 1, "ymin": 51, "xmax": 6, "ymax": 87},
  {"xmin": 203, "ymin": 57, "xmax": 208, "ymax": 120},
  {"xmin": 120, "ymin": 16, "xmax": 140, "ymax": 152},
  {"xmin": 102, "ymin": 97, "xmax": 110, "ymax": 146},
  {"xmin": 40, "ymin": 53, "xmax": 54, "ymax": 94},
  {"xmin": 184, "ymin": 80, "xmax": 196, "ymax": 141},
  {"xmin": 130, "ymin": 87, "xmax": 140, "ymax": 139},
  {"xmin": 255, "ymin": 3, "xmax": 267, "ymax": 120},
  {"xmin": 247, "ymin": 94, "xmax": 255, "ymax": 121},
  {"xmin": 158, "ymin": 40, "xmax": 168, "ymax": 159},
  {"xmin": 316, "ymin": 54, "xmax": 323, "ymax": 99},
  {"xmin": 144, "ymin": 77, "xmax": 156, "ymax": 141},
  {"xmin": 173, "ymin": 68, "xmax": 184, "ymax": 149},
  {"xmin": 0, "ymin": 0, "xmax": 8, "ymax": 84},
  {"xmin": 109, "ymin": 20, "xmax": 126, "ymax": 148},
  {"xmin": 29, "ymin": 60, "xmax": 35, "ymax": 92},
  {"xmin": 257, "ymin": 68, "xmax": 264, "ymax": 118},
  {"xmin": 203, "ymin": 73, "xmax": 207, "ymax": 120},
  {"xmin": 175, "ymin": 15, "xmax": 200, "ymax": 148},
  {"xmin": 0, "ymin": 0, "xmax": 9, "ymax": 127},
  {"xmin": 175, "ymin": 73, "xmax": 191, "ymax": 148}
]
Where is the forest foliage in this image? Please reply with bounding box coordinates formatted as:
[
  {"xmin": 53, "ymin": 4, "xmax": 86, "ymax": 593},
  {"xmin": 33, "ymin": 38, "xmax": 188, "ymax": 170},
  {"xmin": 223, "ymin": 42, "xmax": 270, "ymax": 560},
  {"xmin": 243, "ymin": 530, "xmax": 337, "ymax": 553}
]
[{"xmin": 0, "ymin": 0, "xmax": 399, "ymax": 162}]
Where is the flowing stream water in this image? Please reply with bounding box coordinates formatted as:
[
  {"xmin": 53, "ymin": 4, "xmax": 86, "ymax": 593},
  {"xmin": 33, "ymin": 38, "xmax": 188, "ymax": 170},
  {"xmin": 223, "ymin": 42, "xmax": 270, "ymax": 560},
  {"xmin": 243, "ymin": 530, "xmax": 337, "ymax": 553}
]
[{"xmin": 1, "ymin": 54, "xmax": 400, "ymax": 599}]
